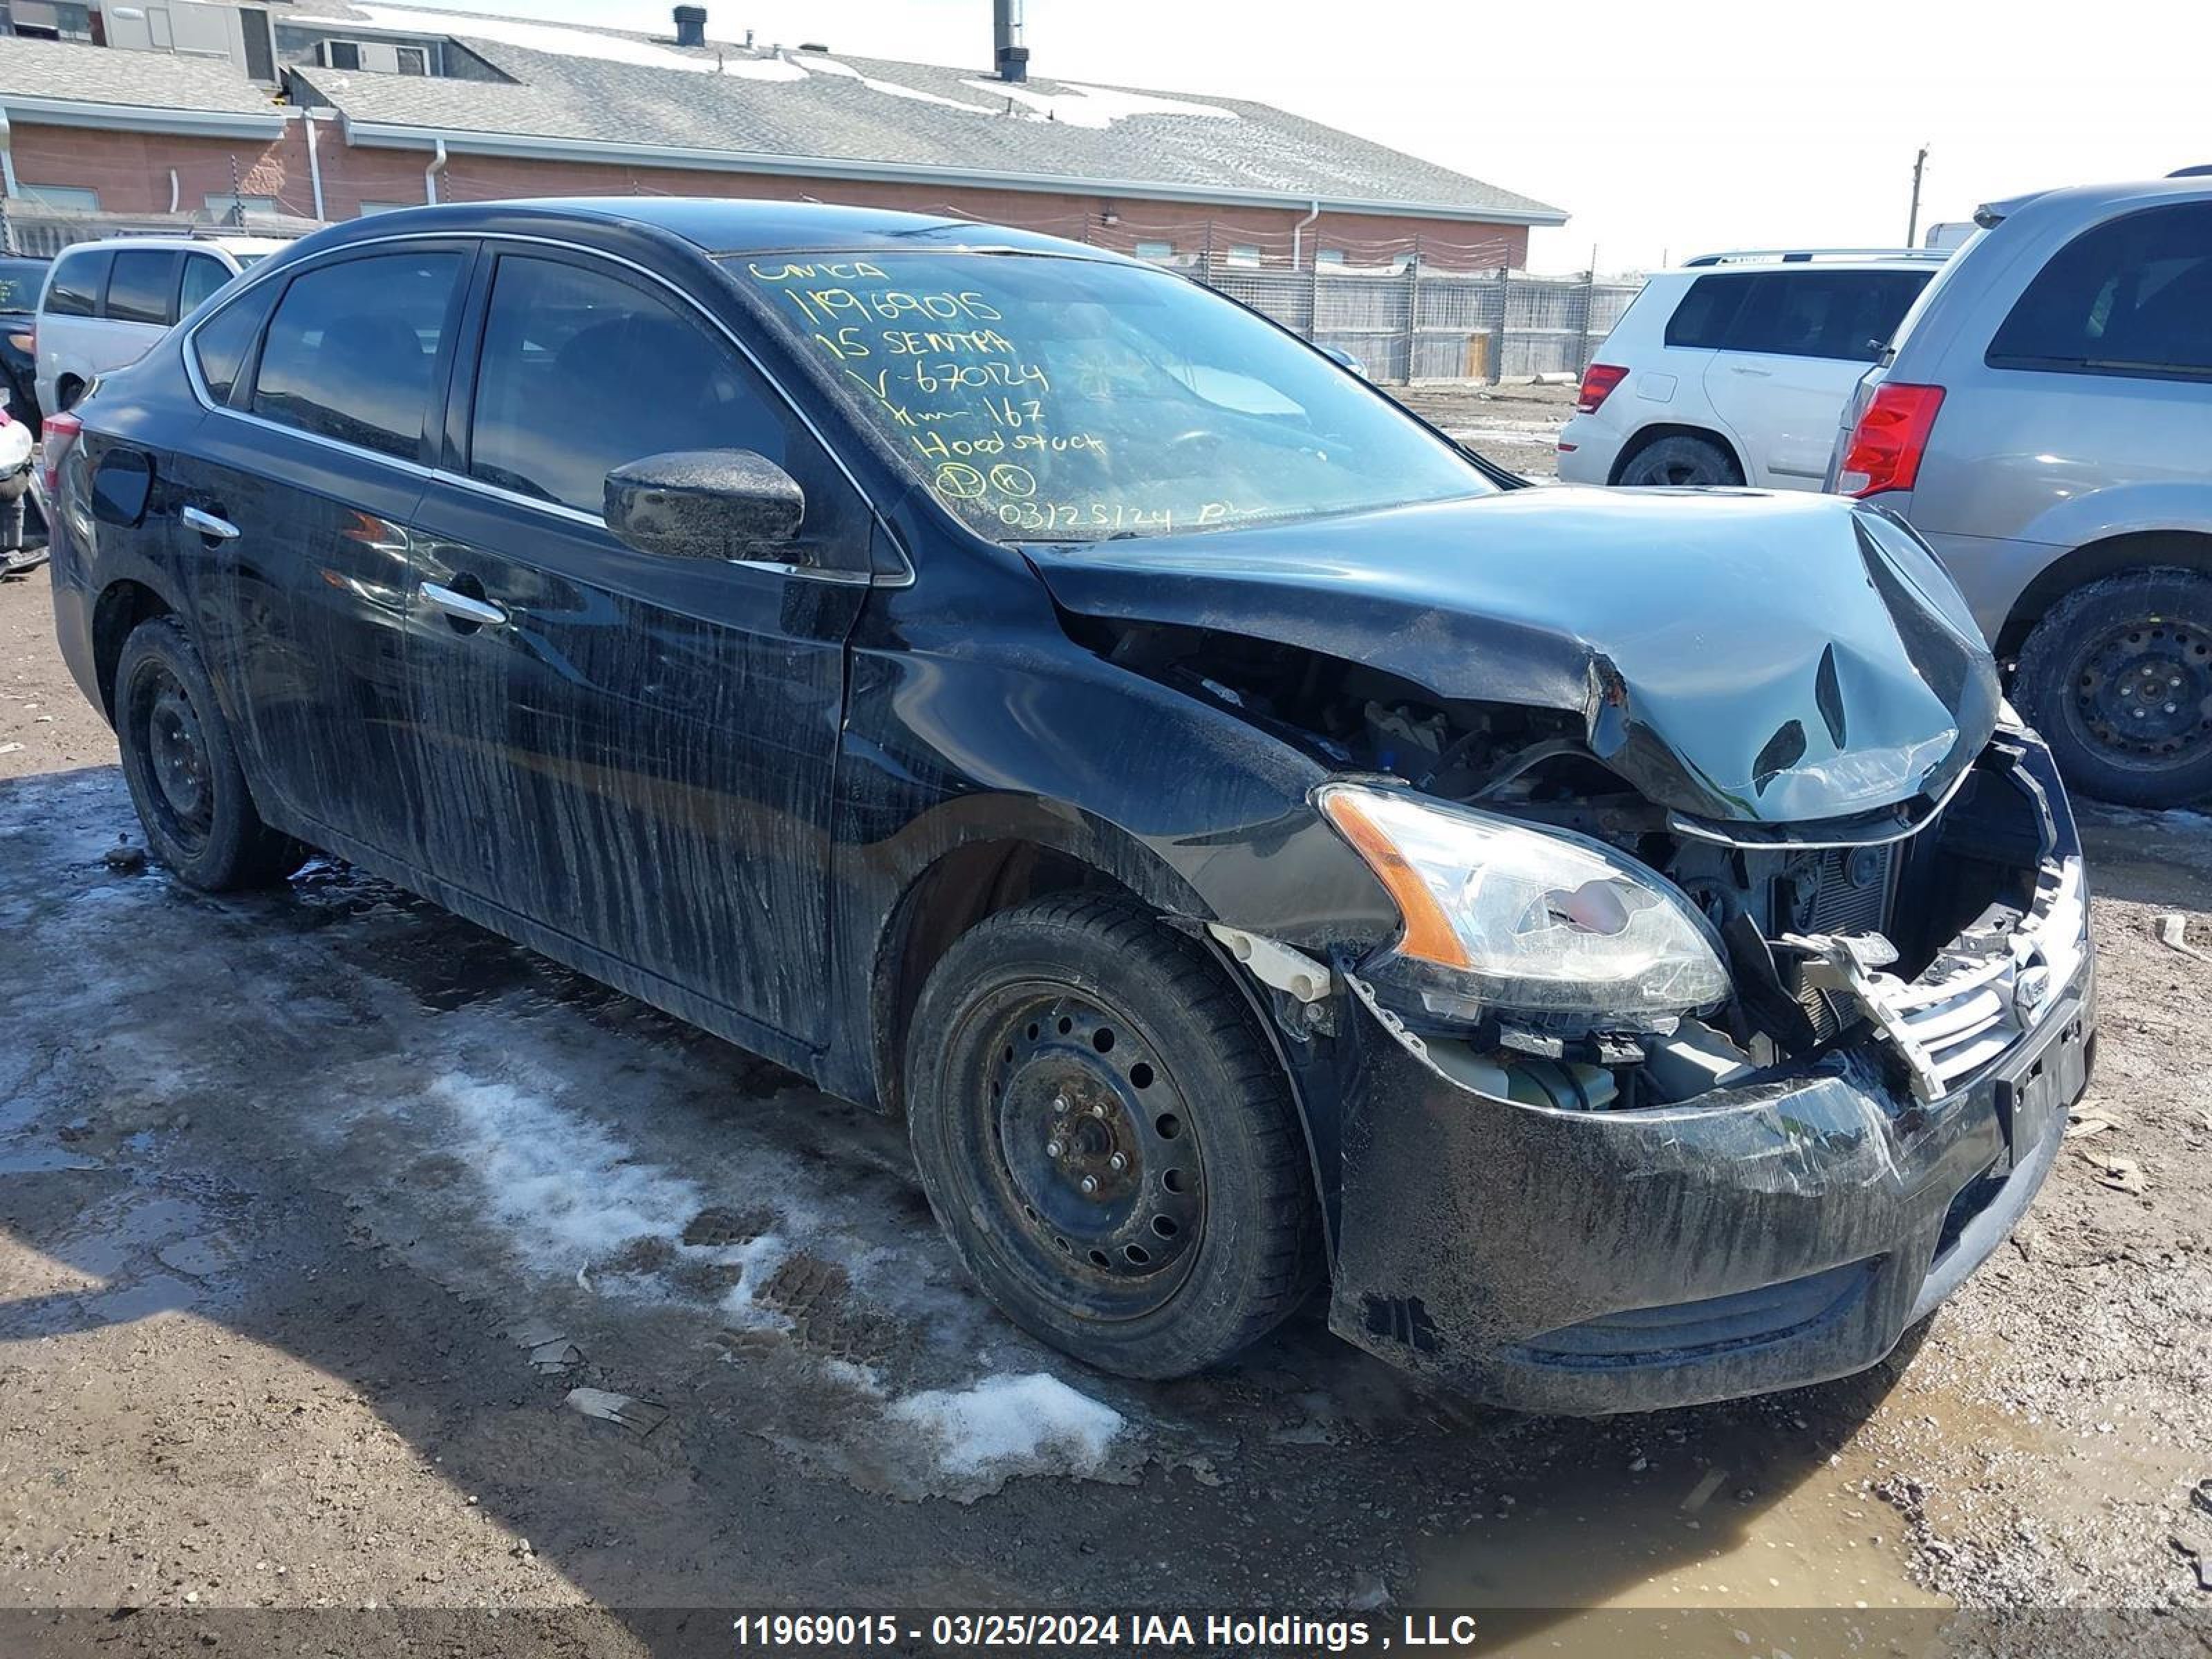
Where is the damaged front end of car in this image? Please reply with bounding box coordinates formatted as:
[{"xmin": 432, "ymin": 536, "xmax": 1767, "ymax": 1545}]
[
  {"xmin": 1313, "ymin": 722, "xmax": 2091, "ymax": 1414},
  {"xmin": 1036, "ymin": 490, "xmax": 2097, "ymax": 1412}
]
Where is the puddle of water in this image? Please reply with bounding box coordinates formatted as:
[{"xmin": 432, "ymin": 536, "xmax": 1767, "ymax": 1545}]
[
  {"xmin": 57, "ymin": 1194, "xmax": 205, "ymax": 1277},
  {"xmin": 91, "ymin": 1273, "xmax": 201, "ymax": 1322},
  {"xmin": 1415, "ymin": 1416, "xmax": 1947, "ymax": 1653}
]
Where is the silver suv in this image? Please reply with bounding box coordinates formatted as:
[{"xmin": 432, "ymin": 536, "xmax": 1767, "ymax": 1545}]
[{"xmin": 1830, "ymin": 176, "xmax": 2212, "ymax": 806}]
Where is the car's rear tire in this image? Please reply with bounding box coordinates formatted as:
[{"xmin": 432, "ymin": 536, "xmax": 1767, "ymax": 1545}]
[
  {"xmin": 114, "ymin": 617, "xmax": 308, "ymax": 890},
  {"xmin": 2013, "ymin": 568, "xmax": 2212, "ymax": 808},
  {"xmin": 904, "ymin": 892, "xmax": 1320, "ymax": 1379},
  {"xmin": 1615, "ymin": 433, "xmax": 1743, "ymax": 487}
]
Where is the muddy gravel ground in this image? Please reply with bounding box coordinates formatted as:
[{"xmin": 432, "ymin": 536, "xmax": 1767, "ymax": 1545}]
[
  {"xmin": 3, "ymin": 551, "xmax": 2212, "ymax": 1658},
  {"xmin": 1387, "ymin": 381, "xmax": 1573, "ymax": 478}
]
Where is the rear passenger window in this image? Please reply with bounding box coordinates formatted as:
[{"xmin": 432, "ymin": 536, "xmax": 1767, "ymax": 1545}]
[
  {"xmin": 252, "ymin": 252, "xmax": 462, "ymax": 460},
  {"xmin": 1724, "ymin": 270, "xmax": 1929, "ymax": 361},
  {"xmin": 1663, "ymin": 275, "xmax": 1751, "ymax": 349},
  {"xmin": 1987, "ymin": 203, "xmax": 2212, "ymax": 380},
  {"xmin": 191, "ymin": 283, "xmax": 277, "ymax": 406},
  {"xmin": 178, "ymin": 254, "xmax": 232, "ymax": 315},
  {"xmin": 465, "ymin": 254, "xmax": 862, "ymax": 555},
  {"xmin": 42, "ymin": 249, "xmax": 111, "ymax": 318},
  {"xmin": 105, "ymin": 250, "xmax": 178, "ymax": 326}
]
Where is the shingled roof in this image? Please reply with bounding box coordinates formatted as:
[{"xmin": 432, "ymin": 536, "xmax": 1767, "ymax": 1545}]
[
  {"xmin": 0, "ymin": 31, "xmax": 283, "ymax": 133},
  {"xmin": 284, "ymin": 4, "xmax": 1564, "ymax": 224}
]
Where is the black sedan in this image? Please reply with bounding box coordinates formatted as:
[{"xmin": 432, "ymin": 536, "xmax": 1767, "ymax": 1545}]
[{"xmin": 44, "ymin": 199, "xmax": 2093, "ymax": 1413}]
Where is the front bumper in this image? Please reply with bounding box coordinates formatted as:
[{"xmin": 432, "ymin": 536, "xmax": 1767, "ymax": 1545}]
[{"xmin": 1325, "ymin": 952, "xmax": 2092, "ymax": 1415}]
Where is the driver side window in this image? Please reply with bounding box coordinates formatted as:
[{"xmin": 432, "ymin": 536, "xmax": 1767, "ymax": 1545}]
[{"xmin": 467, "ymin": 254, "xmax": 865, "ymax": 561}]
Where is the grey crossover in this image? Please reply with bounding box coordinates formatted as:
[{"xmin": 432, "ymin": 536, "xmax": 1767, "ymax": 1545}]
[{"xmin": 1830, "ymin": 176, "xmax": 2212, "ymax": 806}]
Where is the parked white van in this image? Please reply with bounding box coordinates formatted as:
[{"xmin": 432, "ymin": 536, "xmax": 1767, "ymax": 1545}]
[
  {"xmin": 35, "ymin": 235, "xmax": 285, "ymax": 414},
  {"xmin": 1557, "ymin": 250, "xmax": 1944, "ymax": 489}
]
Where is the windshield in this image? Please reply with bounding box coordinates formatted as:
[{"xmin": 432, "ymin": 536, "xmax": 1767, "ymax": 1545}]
[
  {"xmin": 729, "ymin": 251, "xmax": 1492, "ymax": 542},
  {"xmin": 0, "ymin": 259, "xmax": 46, "ymax": 313}
]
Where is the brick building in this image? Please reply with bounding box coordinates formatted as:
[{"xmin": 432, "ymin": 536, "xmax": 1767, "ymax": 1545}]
[{"xmin": 0, "ymin": 1, "xmax": 1564, "ymax": 269}]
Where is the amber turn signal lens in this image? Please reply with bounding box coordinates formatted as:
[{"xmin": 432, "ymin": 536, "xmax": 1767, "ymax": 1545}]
[{"xmin": 1318, "ymin": 788, "xmax": 1472, "ymax": 971}]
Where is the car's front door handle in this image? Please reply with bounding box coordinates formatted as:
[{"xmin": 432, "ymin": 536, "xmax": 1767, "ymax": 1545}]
[
  {"xmin": 1727, "ymin": 365, "xmax": 1774, "ymax": 377},
  {"xmin": 421, "ymin": 581, "xmax": 508, "ymax": 628},
  {"xmin": 180, "ymin": 505, "xmax": 240, "ymax": 541}
]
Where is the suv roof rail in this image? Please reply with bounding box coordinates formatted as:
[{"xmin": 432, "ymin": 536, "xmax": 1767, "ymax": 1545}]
[{"xmin": 1681, "ymin": 247, "xmax": 1952, "ymax": 267}]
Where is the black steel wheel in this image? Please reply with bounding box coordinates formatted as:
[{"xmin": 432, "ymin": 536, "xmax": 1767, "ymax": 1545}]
[
  {"xmin": 1615, "ymin": 433, "xmax": 1743, "ymax": 488},
  {"xmin": 906, "ymin": 893, "xmax": 1320, "ymax": 1378},
  {"xmin": 114, "ymin": 617, "xmax": 308, "ymax": 890},
  {"xmin": 2016, "ymin": 569, "xmax": 2212, "ymax": 808}
]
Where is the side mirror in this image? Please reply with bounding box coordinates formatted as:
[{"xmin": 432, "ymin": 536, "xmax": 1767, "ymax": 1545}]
[{"xmin": 604, "ymin": 449, "xmax": 804, "ymax": 562}]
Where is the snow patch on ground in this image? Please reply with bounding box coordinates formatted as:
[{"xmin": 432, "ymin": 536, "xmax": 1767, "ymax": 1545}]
[
  {"xmin": 957, "ymin": 79, "xmax": 1238, "ymax": 129},
  {"xmin": 426, "ymin": 1074, "xmax": 705, "ymax": 1277},
  {"xmin": 350, "ymin": 6, "xmax": 809, "ymax": 79},
  {"xmin": 889, "ymin": 1372, "xmax": 1126, "ymax": 1479}
]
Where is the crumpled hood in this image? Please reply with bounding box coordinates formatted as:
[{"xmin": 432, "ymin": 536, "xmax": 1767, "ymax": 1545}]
[{"xmin": 1029, "ymin": 487, "xmax": 2002, "ymax": 825}]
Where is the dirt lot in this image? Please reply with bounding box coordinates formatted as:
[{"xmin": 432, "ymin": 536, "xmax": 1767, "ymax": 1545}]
[
  {"xmin": 3, "ymin": 539, "xmax": 2211, "ymax": 1656},
  {"xmin": 1388, "ymin": 380, "xmax": 1574, "ymax": 478}
]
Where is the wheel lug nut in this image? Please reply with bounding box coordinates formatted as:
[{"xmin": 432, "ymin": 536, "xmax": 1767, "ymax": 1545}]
[
  {"xmin": 1089, "ymin": 1103, "xmax": 1107, "ymax": 1118},
  {"xmin": 1108, "ymin": 1153, "xmax": 1127, "ymax": 1172},
  {"xmin": 2166, "ymin": 703, "xmax": 2178, "ymax": 714},
  {"xmin": 1045, "ymin": 1139, "xmax": 1063, "ymax": 1158},
  {"xmin": 1079, "ymin": 1175, "xmax": 1098, "ymax": 1194},
  {"xmin": 1051, "ymin": 1095, "xmax": 1067, "ymax": 1112}
]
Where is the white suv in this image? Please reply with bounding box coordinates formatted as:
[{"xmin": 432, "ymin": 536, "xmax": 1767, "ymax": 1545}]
[
  {"xmin": 35, "ymin": 234, "xmax": 285, "ymax": 415},
  {"xmin": 1557, "ymin": 251, "xmax": 1944, "ymax": 489}
]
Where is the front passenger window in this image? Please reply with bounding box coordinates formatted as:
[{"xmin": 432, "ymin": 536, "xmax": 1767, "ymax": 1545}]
[
  {"xmin": 252, "ymin": 252, "xmax": 463, "ymax": 460},
  {"xmin": 466, "ymin": 254, "xmax": 863, "ymax": 559}
]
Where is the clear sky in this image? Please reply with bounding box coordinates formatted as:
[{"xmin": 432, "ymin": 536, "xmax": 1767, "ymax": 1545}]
[{"xmin": 438, "ymin": 0, "xmax": 2209, "ymax": 274}]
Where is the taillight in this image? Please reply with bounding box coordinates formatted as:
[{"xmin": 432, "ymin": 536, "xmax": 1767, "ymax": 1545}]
[
  {"xmin": 1836, "ymin": 382, "xmax": 1945, "ymax": 496},
  {"xmin": 1575, "ymin": 363, "xmax": 1629, "ymax": 413},
  {"xmin": 39, "ymin": 408, "xmax": 81, "ymax": 498}
]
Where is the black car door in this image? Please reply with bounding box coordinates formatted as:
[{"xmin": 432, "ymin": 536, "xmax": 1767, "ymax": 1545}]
[
  {"xmin": 169, "ymin": 243, "xmax": 471, "ymax": 867},
  {"xmin": 406, "ymin": 244, "xmax": 873, "ymax": 1050}
]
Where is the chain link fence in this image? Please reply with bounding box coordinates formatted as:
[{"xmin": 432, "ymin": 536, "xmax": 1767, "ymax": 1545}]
[{"xmin": 1197, "ymin": 258, "xmax": 1642, "ymax": 384}]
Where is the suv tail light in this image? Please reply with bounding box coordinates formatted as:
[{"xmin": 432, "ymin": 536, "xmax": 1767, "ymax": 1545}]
[
  {"xmin": 1575, "ymin": 363, "xmax": 1629, "ymax": 413},
  {"xmin": 39, "ymin": 408, "xmax": 82, "ymax": 499},
  {"xmin": 1836, "ymin": 382, "xmax": 1945, "ymax": 496}
]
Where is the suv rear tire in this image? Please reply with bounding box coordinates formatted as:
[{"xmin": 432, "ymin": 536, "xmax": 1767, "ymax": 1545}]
[
  {"xmin": 1615, "ymin": 433, "xmax": 1742, "ymax": 488},
  {"xmin": 904, "ymin": 892, "xmax": 1320, "ymax": 1378},
  {"xmin": 114, "ymin": 618, "xmax": 309, "ymax": 890},
  {"xmin": 2014, "ymin": 568, "xmax": 2212, "ymax": 808}
]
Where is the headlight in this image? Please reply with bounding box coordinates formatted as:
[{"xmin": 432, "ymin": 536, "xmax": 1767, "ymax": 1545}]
[{"xmin": 1316, "ymin": 781, "xmax": 1730, "ymax": 1024}]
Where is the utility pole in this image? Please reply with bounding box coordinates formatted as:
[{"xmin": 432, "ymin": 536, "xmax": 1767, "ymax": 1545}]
[{"xmin": 1906, "ymin": 143, "xmax": 1929, "ymax": 248}]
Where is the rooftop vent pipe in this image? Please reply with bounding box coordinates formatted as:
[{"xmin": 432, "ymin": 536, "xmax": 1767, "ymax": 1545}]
[
  {"xmin": 993, "ymin": 0, "xmax": 1027, "ymax": 82},
  {"xmin": 673, "ymin": 6, "xmax": 707, "ymax": 48}
]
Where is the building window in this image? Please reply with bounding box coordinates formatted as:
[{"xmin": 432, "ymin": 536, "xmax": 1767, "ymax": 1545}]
[
  {"xmin": 1315, "ymin": 249, "xmax": 1345, "ymax": 268},
  {"xmin": 396, "ymin": 44, "xmax": 428, "ymax": 74},
  {"xmin": 1132, "ymin": 241, "xmax": 1175, "ymax": 263},
  {"xmin": 207, "ymin": 193, "xmax": 281, "ymax": 220},
  {"xmin": 1225, "ymin": 245, "xmax": 1262, "ymax": 268},
  {"xmin": 319, "ymin": 39, "xmax": 362, "ymax": 69},
  {"xmin": 18, "ymin": 182, "xmax": 100, "ymax": 211}
]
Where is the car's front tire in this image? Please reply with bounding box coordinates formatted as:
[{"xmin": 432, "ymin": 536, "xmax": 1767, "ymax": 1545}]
[
  {"xmin": 114, "ymin": 617, "xmax": 308, "ymax": 890},
  {"xmin": 1615, "ymin": 433, "xmax": 1742, "ymax": 487},
  {"xmin": 2014, "ymin": 568, "xmax": 2212, "ymax": 809},
  {"xmin": 905, "ymin": 892, "xmax": 1320, "ymax": 1378}
]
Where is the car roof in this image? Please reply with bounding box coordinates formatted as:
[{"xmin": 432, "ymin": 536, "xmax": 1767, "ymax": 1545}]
[
  {"xmin": 1654, "ymin": 257, "xmax": 1942, "ymax": 279},
  {"xmin": 52, "ymin": 234, "xmax": 292, "ymax": 259},
  {"xmin": 1978, "ymin": 173, "xmax": 2212, "ymax": 228},
  {"xmin": 310, "ymin": 196, "xmax": 1133, "ymax": 263}
]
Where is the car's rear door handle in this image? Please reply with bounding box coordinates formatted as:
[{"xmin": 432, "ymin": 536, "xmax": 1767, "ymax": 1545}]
[
  {"xmin": 180, "ymin": 505, "xmax": 240, "ymax": 541},
  {"xmin": 421, "ymin": 581, "xmax": 508, "ymax": 628}
]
